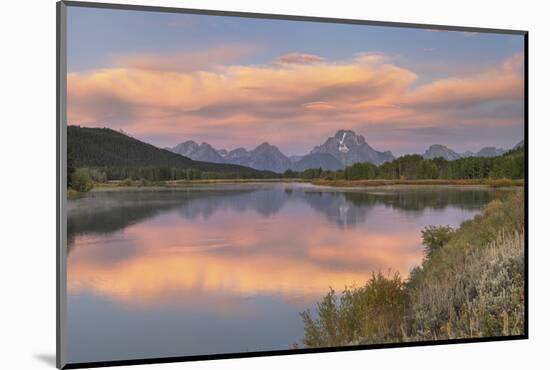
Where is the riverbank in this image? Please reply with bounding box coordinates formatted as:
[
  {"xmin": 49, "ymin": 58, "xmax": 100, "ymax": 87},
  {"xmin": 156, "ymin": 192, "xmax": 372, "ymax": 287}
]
[
  {"xmin": 311, "ymin": 178, "xmax": 524, "ymax": 188},
  {"xmin": 301, "ymin": 190, "xmax": 525, "ymax": 346},
  {"xmin": 75, "ymin": 177, "xmax": 524, "ymax": 193}
]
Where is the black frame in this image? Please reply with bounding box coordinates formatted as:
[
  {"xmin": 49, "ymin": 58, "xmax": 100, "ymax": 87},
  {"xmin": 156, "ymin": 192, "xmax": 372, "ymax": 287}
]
[{"xmin": 56, "ymin": 1, "xmax": 529, "ymax": 368}]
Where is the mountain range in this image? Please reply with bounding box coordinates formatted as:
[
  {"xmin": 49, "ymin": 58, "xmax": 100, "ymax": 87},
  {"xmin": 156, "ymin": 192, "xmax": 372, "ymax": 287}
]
[
  {"xmin": 423, "ymin": 144, "xmax": 507, "ymax": 161},
  {"xmin": 167, "ymin": 129, "xmax": 521, "ymax": 173},
  {"xmin": 68, "ymin": 125, "xmax": 523, "ymax": 179},
  {"xmin": 167, "ymin": 130, "xmax": 394, "ymax": 173}
]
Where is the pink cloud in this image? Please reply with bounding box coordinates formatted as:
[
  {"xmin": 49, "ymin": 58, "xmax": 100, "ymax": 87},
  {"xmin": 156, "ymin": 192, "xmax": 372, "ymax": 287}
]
[
  {"xmin": 112, "ymin": 43, "xmax": 258, "ymax": 72},
  {"xmin": 67, "ymin": 52, "xmax": 523, "ymax": 151},
  {"xmin": 68, "ymin": 211, "xmax": 424, "ymax": 307},
  {"xmin": 275, "ymin": 52, "xmax": 325, "ymax": 65},
  {"xmin": 404, "ymin": 54, "xmax": 524, "ymax": 110},
  {"xmin": 301, "ymin": 101, "xmax": 336, "ymax": 111}
]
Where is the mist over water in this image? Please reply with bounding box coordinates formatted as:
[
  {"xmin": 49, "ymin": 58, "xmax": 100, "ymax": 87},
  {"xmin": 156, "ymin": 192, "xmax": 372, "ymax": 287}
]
[{"xmin": 66, "ymin": 183, "xmax": 500, "ymax": 363}]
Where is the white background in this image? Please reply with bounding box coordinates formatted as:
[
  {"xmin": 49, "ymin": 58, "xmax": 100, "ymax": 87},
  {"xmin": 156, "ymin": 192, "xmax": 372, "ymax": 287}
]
[{"xmin": 1, "ymin": 0, "xmax": 548, "ymax": 368}]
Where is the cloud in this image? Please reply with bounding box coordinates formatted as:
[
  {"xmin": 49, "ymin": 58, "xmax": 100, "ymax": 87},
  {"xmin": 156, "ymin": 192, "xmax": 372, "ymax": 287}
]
[
  {"xmin": 353, "ymin": 53, "xmax": 391, "ymax": 65},
  {"xmin": 111, "ymin": 44, "xmax": 258, "ymax": 72},
  {"xmin": 68, "ymin": 53, "xmax": 416, "ymax": 126},
  {"xmin": 275, "ymin": 52, "xmax": 325, "ymax": 65},
  {"xmin": 68, "ymin": 212, "xmax": 424, "ymax": 307},
  {"xmin": 404, "ymin": 53, "xmax": 524, "ymax": 110},
  {"xmin": 67, "ymin": 52, "xmax": 524, "ymax": 152},
  {"xmin": 302, "ymin": 101, "xmax": 336, "ymax": 111}
]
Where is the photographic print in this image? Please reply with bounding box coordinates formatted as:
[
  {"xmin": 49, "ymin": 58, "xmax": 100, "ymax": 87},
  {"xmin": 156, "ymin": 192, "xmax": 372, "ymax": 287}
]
[{"xmin": 59, "ymin": 2, "xmax": 527, "ymax": 367}]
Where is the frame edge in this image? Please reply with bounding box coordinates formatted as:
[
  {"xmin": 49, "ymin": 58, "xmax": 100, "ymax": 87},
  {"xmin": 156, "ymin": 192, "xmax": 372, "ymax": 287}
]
[
  {"xmin": 61, "ymin": 0, "xmax": 527, "ymax": 35},
  {"xmin": 57, "ymin": 1, "xmax": 68, "ymax": 369},
  {"xmin": 57, "ymin": 2, "xmax": 529, "ymax": 368}
]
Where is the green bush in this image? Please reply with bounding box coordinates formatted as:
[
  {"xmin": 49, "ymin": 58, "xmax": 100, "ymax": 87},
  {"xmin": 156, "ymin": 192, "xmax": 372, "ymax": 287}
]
[
  {"xmin": 421, "ymin": 225, "xmax": 455, "ymax": 259},
  {"xmin": 448, "ymin": 231, "xmax": 524, "ymax": 338},
  {"xmin": 301, "ymin": 272, "xmax": 407, "ymax": 347},
  {"xmin": 302, "ymin": 191, "xmax": 525, "ymax": 346},
  {"xmin": 70, "ymin": 168, "xmax": 93, "ymax": 193},
  {"xmin": 407, "ymin": 193, "xmax": 524, "ymax": 340}
]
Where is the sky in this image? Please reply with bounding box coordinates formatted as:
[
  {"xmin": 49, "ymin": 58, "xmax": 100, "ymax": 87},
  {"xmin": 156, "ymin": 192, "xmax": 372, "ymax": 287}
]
[{"xmin": 66, "ymin": 6, "xmax": 525, "ymax": 156}]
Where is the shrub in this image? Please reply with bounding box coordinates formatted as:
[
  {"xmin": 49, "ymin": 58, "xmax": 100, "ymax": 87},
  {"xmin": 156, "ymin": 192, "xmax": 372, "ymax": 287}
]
[
  {"xmin": 421, "ymin": 225, "xmax": 455, "ymax": 259},
  {"xmin": 301, "ymin": 272, "xmax": 407, "ymax": 347},
  {"xmin": 451, "ymin": 231, "xmax": 524, "ymax": 338},
  {"xmin": 119, "ymin": 178, "xmax": 134, "ymax": 187},
  {"xmin": 302, "ymin": 191, "xmax": 525, "ymax": 346},
  {"xmin": 408, "ymin": 194, "xmax": 524, "ymax": 339},
  {"xmin": 70, "ymin": 168, "xmax": 93, "ymax": 193}
]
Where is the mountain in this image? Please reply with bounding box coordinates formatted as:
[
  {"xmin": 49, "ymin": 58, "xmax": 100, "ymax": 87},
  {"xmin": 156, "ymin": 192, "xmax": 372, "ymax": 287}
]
[
  {"xmin": 476, "ymin": 147, "xmax": 506, "ymax": 158},
  {"xmin": 166, "ymin": 130, "xmax": 522, "ymax": 174},
  {"xmin": 289, "ymin": 155, "xmax": 304, "ymax": 163},
  {"xmin": 423, "ymin": 144, "xmax": 462, "ymax": 160},
  {"xmin": 513, "ymin": 140, "xmax": 524, "ymax": 150},
  {"xmin": 167, "ymin": 140, "xmax": 226, "ymax": 163},
  {"xmin": 168, "ymin": 140, "xmax": 199, "ymax": 157},
  {"xmin": 168, "ymin": 129, "xmax": 395, "ymax": 171},
  {"xmin": 225, "ymin": 147, "xmax": 249, "ymax": 161},
  {"xmin": 460, "ymin": 151, "xmax": 475, "ymax": 158},
  {"xmin": 168, "ymin": 140, "xmax": 303, "ymax": 173},
  {"xmin": 292, "ymin": 153, "xmax": 344, "ymax": 171},
  {"xmin": 310, "ymin": 129, "xmax": 395, "ymax": 166},
  {"xmin": 169, "ymin": 140, "xmax": 347, "ymax": 173},
  {"xmin": 67, "ymin": 126, "xmax": 275, "ymax": 176},
  {"xmin": 224, "ymin": 142, "xmax": 292, "ymax": 173},
  {"xmin": 423, "ymin": 144, "xmax": 513, "ymax": 160},
  {"xmin": 250, "ymin": 142, "xmax": 292, "ymax": 173}
]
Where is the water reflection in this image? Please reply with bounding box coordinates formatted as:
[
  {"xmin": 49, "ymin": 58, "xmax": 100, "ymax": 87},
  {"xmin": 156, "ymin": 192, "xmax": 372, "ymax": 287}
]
[
  {"xmin": 67, "ymin": 183, "xmax": 498, "ymax": 362},
  {"xmin": 68, "ymin": 184, "xmax": 497, "ymax": 238}
]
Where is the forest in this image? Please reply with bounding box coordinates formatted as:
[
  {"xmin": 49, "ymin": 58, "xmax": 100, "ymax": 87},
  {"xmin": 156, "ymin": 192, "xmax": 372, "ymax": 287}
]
[
  {"xmin": 284, "ymin": 146, "xmax": 524, "ymax": 181},
  {"xmin": 68, "ymin": 126, "xmax": 275, "ymax": 175}
]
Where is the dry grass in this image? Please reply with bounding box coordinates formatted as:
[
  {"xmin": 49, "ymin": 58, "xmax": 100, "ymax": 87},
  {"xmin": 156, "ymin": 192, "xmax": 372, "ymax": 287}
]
[
  {"xmin": 408, "ymin": 230, "xmax": 524, "ymax": 340},
  {"xmin": 311, "ymin": 178, "xmax": 524, "ymax": 188},
  {"xmin": 301, "ymin": 191, "xmax": 525, "ymax": 347},
  {"xmin": 93, "ymin": 178, "xmax": 308, "ymax": 188}
]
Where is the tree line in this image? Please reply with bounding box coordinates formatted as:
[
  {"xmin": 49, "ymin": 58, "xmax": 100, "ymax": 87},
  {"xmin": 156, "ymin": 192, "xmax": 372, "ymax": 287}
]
[
  {"xmin": 284, "ymin": 147, "xmax": 524, "ymax": 181},
  {"xmin": 68, "ymin": 146, "xmax": 524, "ymax": 192},
  {"xmin": 67, "ymin": 163, "xmax": 273, "ymax": 192}
]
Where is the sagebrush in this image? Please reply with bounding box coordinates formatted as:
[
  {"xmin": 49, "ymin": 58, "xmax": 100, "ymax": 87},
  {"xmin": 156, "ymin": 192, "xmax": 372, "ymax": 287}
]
[{"xmin": 301, "ymin": 191, "xmax": 524, "ymax": 346}]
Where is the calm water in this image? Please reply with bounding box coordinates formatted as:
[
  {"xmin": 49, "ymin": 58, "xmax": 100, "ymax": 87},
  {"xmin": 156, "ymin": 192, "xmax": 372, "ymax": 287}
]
[{"xmin": 66, "ymin": 183, "xmax": 500, "ymax": 363}]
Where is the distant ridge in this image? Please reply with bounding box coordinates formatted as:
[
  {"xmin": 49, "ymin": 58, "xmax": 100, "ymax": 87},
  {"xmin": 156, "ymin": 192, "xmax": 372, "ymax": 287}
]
[
  {"xmin": 513, "ymin": 140, "xmax": 524, "ymax": 150},
  {"xmin": 293, "ymin": 153, "xmax": 344, "ymax": 171},
  {"xmin": 423, "ymin": 144, "xmax": 512, "ymax": 160},
  {"xmin": 68, "ymin": 125, "xmax": 276, "ymax": 176},
  {"xmin": 168, "ymin": 130, "xmax": 523, "ymax": 173},
  {"xmin": 227, "ymin": 142, "xmax": 292, "ymax": 173},
  {"xmin": 87, "ymin": 124, "xmax": 524, "ymax": 175},
  {"xmin": 168, "ymin": 129, "xmax": 395, "ymax": 172},
  {"xmin": 168, "ymin": 140, "xmax": 225, "ymax": 164},
  {"xmin": 423, "ymin": 144, "xmax": 462, "ymax": 161},
  {"xmin": 476, "ymin": 147, "xmax": 506, "ymax": 158}
]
